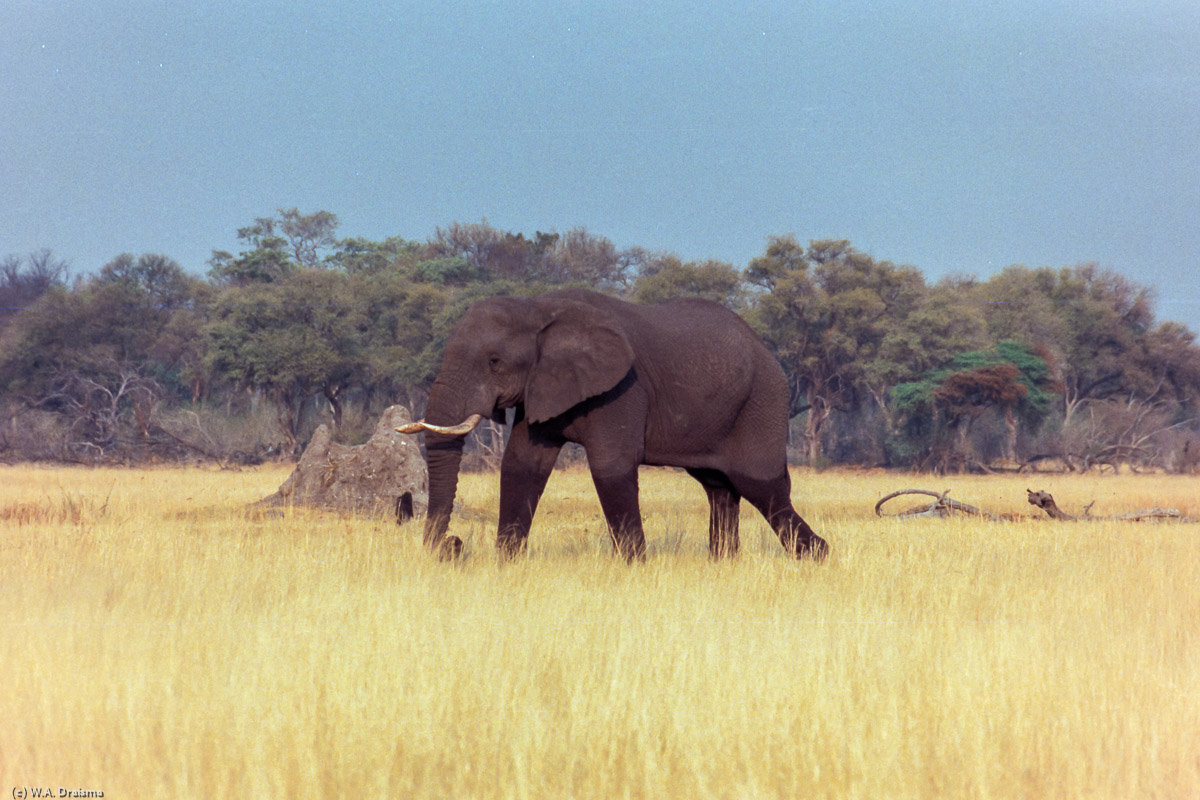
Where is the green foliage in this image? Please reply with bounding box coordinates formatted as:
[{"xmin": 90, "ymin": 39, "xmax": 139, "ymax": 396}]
[
  {"xmin": 867, "ymin": 284, "xmax": 988, "ymax": 389},
  {"xmin": 327, "ymin": 236, "xmax": 422, "ymax": 274},
  {"xmin": 208, "ymin": 208, "xmax": 341, "ymax": 285},
  {"xmin": 351, "ymin": 271, "xmax": 452, "ymax": 395},
  {"xmin": 974, "ymin": 263, "xmax": 1165, "ymax": 418},
  {"xmin": 98, "ymin": 253, "xmax": 193, "ymax": 308},
  {"xmin": 1, "ymin": 256, "xmax": 190, "ymax": 392},
  {"xmin": 631, "ymin": 255, "xmax": 744, "ymax": 308},
  {"xmin": 208, "ymin": 235, "xmax": 294, "ymax": 285},
  {"xmin": 892, "ymin": 340, "xmax": 1054, "ymax": 418},
  {"xmin": 0, "ymin": 256, "xmax": 208, "ymax": 454},
  {"xmin": 888, "ymin": 340, "xmax": 1058, "ymax": 467},
  {"xmin": 276, "ymin": 207, "xmax": 339, "ymax": 267},
  {"xmin": 413, "ymin": 257, "xmax": 487, "ymax": 286},
  {"xmin": 203, "ymin": 269, "xmax": 367, "ymax": 442},
  {"xmin": 744, "ymin": 236, "xmax": 926, "ymax": 464}
]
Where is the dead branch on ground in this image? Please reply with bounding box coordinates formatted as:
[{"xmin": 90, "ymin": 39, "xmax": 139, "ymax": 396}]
[
  {"xmin": 874, "ymin": 489, "xmax": 1001, "ymax": 520},
  {"xmin": 875, "ymin": 488, "xmax": 1197, "ymax": 523}
]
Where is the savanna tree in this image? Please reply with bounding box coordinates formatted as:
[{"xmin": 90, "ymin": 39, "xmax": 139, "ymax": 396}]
[
  {"xmin": 203, "ymin": 269, "xmax": 366, "ymax": 450},
  {"xmin": 209, "ymin": 208, "xmax": 340, "ymax": 284},
  {"xmin": 891, "ymin": 341, "xmax": 1056, "ymax": 470},
  {"xmin": 745, "ymin": 236, "xmax": 923, "ymax": 465}
]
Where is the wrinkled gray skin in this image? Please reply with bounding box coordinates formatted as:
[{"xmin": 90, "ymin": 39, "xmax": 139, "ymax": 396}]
[{"xmin": 409, "ymin": 288, "xmax": 828, "ymax": 563}]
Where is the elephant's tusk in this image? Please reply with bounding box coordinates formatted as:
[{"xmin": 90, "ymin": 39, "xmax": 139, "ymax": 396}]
[{"xmin": 396, "ymin": 414, "xmax": 485, "ymax": 436}]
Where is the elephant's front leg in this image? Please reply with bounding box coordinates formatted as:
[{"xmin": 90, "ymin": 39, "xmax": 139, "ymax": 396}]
[
  {"xmin": 572, "ymin": 389, "xmax": 649, "ymax": 562},
  {"xmin": 589, "ymin": 466, "xmax": 646, "ymax": 562},
  {"xmin": 497, "ymin": 418, "xmax": 563, "ymax": 558}
]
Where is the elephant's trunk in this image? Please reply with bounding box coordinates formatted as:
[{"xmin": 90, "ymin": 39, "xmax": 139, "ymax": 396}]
[
  {"xmin": 422, "ymin": 431, "xmax": 465, "ymax": 558},
  {"xmin": 407, "ymin": 382, "xmax": 485, "ymax": 559}
]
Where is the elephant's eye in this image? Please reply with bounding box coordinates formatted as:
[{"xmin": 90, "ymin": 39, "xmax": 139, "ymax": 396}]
[{"xmin": 488, "ymin": 355, "xmax": 501, "ymax": 370}]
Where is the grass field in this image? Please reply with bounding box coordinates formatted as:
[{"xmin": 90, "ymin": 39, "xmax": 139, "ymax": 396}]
[{"xmin": 2, "ymin": 463, "xmax": 1198, "ymax": 799}]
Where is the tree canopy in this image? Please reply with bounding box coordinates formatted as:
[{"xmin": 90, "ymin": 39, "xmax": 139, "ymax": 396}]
[{"xmin": 2, "ymin": 215, "xmax": 1198, "ymax": 471}]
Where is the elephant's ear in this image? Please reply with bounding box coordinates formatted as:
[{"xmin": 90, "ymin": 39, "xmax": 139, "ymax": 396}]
[{"xmin": 525, "ymin": 303, "xmax": 635, "ymax": 424}]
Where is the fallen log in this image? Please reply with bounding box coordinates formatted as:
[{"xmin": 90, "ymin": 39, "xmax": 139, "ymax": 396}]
[
  {"xmin": 875, "ymin": 488, "xmax": 1198, "ymax": 523},
  {"xmin": 874, "ymin": 489, "xmax": 1000, "ymax": 520},
  {"xmin": 1026, "ymin": 488, "xmax": 1196, "ymax": 522}
]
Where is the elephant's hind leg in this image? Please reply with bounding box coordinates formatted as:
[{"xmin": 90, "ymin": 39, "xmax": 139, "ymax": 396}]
[
  {"xmin": 687, "ymin": 468, "xmax": 741, "ymax": 559},
  {"xmin": 735, "ymin": 472, "xmax": 828, "ymax": 561},
  {"xmin": 707, "ymin": 488, "xmax": 741, "ymax": 559}
]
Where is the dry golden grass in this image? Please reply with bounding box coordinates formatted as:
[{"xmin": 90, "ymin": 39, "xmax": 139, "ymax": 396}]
[{"xmin": 2, "ymin": 464, "xmax": 1198, "ymax": 798}]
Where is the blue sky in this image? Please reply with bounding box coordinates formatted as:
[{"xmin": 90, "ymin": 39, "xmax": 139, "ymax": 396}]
[{"xmin": 3, "ymin": 0, "xmax": 1198, "ymax": 330}]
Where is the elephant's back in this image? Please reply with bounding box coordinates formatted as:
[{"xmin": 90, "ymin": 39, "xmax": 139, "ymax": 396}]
[
  {"xmin": 635, "ymin": 298, "xmax": 786, "ymax": 447},
  {"xmin": 636, "ymin": 296, "xmax": 777, "ymax": 370}
]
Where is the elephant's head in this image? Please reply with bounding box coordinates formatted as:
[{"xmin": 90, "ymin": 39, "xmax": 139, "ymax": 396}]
[{"xmin": 399, "ymin": 295, "xmax": 635, "ymax": 556}]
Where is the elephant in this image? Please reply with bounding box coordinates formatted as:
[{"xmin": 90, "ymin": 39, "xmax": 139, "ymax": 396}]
[{"xmin": 399, "ymin": 288, "xmax": 828, "ymax": 563}]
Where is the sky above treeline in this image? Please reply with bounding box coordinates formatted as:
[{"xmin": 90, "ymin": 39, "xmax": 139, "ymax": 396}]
[{"xmin": 3, "ymin": 0, "xmax": 1199, "ymax": 331}]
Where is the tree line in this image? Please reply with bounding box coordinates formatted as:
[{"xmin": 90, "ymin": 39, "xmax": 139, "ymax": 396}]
[{"xmin": 3, "ymin": 209, "xmax": 1199, "ymax": 472}]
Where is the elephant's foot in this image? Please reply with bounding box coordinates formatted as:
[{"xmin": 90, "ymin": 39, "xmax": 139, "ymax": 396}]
[
  {"xmin": 611, "ymin": 532, "xmax": 647, "ymax": 563},
  {"xmin": 496, "ymin": 533, "xmax": 529, "ymax": 561},
  {"xmin": 794, "ymin": 534, "xmax": 828, "ymax": 561},
  {"xmin": 708, "ymin": 530, "xmax": 741, "ymax": 560}
]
